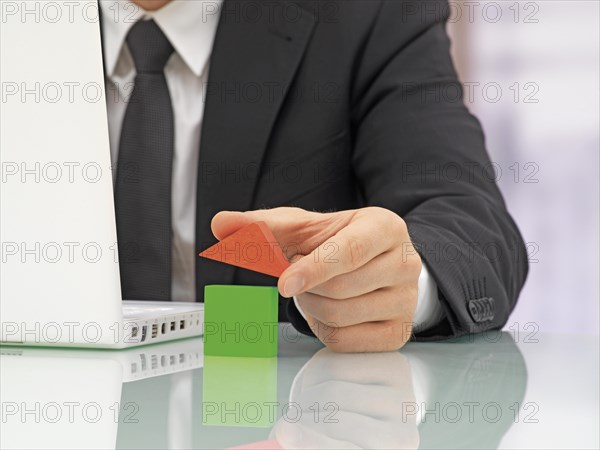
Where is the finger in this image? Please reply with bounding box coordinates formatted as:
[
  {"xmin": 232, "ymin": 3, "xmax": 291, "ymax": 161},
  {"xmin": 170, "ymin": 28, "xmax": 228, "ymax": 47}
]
[
  {"xmin": 211, "ymin": 208, "xmax": 351, "ymax": 254},
  {"xmin": 307, "ymin": 250, "xmax": 408, "ymax": 299},
  {"xmin": 279, "ymin": 211, "xmax": 402, "ymax": 296},
  {"xmin": 299, "ymin": 380, "xmax": 408, "ymax": 419},
  {"xmin": 297, "ymin": 287, "xmax": 413, "ymax": 328},
  {"xmin": 300, "ymin": 348, "xmax": 412, "ymax": 389},
  {"xmin": 307, "ymin": 317, "xmax": 413, "ymax": 353},
  {"xmin": 210, "ymin": 210, "xmax": 252, "ymax": 240}
]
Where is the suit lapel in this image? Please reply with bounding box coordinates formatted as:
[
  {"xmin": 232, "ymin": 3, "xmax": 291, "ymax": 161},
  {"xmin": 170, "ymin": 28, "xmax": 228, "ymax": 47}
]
[{"xmin": 195, "ymin": 1, "xmax": 317, "ymax": 294}]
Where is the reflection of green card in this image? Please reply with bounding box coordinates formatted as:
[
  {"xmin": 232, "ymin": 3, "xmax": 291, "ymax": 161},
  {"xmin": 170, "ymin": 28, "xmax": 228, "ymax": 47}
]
[
  {"xmin": 204, "ymin": 285, "xmax": 278, "ymax": 357},
  {"xmin": 203, "ymin": 356, "xmax": 277, "ymax": 427}
]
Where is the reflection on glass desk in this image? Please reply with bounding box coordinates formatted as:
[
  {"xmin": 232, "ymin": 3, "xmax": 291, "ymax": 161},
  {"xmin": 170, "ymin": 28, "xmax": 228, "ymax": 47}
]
[{"xmin": 1, "ymin": 325, "xmax": 598, "ymax": 449}]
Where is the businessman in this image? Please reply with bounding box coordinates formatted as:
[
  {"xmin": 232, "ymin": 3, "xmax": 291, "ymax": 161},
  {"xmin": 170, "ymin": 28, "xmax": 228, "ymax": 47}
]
[{"xmin": 103, "ymin": 0, "xmax": 529, "ymax": 352}]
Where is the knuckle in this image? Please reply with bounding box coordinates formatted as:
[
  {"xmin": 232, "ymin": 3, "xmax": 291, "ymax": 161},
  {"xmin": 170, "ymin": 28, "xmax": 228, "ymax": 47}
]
[
  {"xmin": 299, "ymin": 258, "xmax": 327, "ymax": 288},
  {"xmin": 321, "ymin": 332, "xmax": 349, "ymax": 352},
  {"xmin": 369, "ymin": 207, "xmax": 403, "ymax": 230},
  {"xmin": 393, "ymin": 213, "xmax": 408, "ymax": 232},
  {"xmin": 311, "ymin": 258, "xmax": 330, "ymax": 285},
  {"xmin": 382, "ymin": 321, "xmax": 411, "ymax": 351},
  {"xmin": 325, "ymin": 340, "xmax": 348, "ymax": 353},
  {"xmin": 399, "ymin": 286, "xmax": 419, "ymax": 317},
  {"xmin": 320, "ymin": 276, "xmax": 349, "ymax": 299},
  {"xmin": 391, "ymin": 216, "xmax": 408, "ymax": 242},
  {"xmin": 388, "ymin": 288, "xmax": 408, "ymax": 315},
  {"xmin": 343, "ymin": 235, "xmax": 368, "ymax": 269},
  {"xmin": 366, "ymin": 206, "xmax": 388, "ymax": 218},
  {"xmin": 407, "ymin": 286, "xmax": 419, "ymax": 304},
  {"xmin": 398, "ymin": 238, "xmax": 422, "ymax": 274},
  {"xmin": 407, "ymin": 247, "xmax": 423, "ymax": 274},
  {"xmin": 288, "ymin": 206, "xmax": 307, "ymax": 217},
  {"xmin": 320, "ymin": 300, "xmax": 344, "ymax": 327},
  {"xmin": 312, "ymin": 320, "xmax": 340, "ymax": 346}
]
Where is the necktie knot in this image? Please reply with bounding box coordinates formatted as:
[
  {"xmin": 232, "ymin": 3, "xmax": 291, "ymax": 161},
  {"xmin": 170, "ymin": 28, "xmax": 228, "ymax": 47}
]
[{"xmin": 126, "ymin": 19, "xmax": 174, "ymax": 74}]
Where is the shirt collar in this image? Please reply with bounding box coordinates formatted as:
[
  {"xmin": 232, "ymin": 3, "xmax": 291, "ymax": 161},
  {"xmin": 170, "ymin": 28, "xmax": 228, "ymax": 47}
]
[{"xmin": 99, "ymin": 0, "xmax": 222, "ymax": 77}]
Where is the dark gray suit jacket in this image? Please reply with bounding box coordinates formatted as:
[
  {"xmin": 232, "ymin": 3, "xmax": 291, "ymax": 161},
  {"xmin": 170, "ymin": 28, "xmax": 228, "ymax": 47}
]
[{"xmin": 193, "ymin": 0, "xmax": 529, "ymax": 340}]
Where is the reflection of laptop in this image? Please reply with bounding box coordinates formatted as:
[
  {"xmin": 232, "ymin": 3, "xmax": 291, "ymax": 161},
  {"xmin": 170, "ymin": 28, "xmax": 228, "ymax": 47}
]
[
  {"xmin": 0, "ymin": 337, "xmax": 203, "ymax": 449},
  {"xmin": 0, "ymin": 1, "xmax": 202, "ymax": 347}
]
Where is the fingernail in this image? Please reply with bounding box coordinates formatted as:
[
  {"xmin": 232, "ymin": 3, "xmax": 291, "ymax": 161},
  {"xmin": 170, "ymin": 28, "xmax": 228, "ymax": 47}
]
[{"xmin": 284, "ymin": 275, "xmax": 305, "ymax": 297}]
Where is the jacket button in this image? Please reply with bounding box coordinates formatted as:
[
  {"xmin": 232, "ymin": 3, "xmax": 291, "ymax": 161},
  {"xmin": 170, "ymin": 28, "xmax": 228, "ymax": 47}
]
[{"xmin": 468, "ymin": 297, "xmax": 495, "ymax": 323}]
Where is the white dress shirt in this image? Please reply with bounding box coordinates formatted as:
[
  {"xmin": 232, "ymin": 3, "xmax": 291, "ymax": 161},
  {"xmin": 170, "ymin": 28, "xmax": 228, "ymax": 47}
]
[
  {"xmin": 99, "ymin": 0, "xmax": 443, "ymax": 330},
  {"xmin": 101, "ymin": 0, "xmax": 220, "ymax": 302}
]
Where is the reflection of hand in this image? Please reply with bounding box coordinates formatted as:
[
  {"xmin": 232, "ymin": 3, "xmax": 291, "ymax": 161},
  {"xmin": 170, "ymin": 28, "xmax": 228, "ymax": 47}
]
[
  {"xmin": 212, "ymin": 207, "xmax": 421, "ymax": 352},
  {"xmin": 271, "ymin": 348, "xmax": 419, "ymax": 449}
]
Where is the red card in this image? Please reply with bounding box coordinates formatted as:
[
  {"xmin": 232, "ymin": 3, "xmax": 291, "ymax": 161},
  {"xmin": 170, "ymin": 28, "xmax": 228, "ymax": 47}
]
[{"xmin": 199, "ymin": 222, "xmax": 290, "ymax": 278}]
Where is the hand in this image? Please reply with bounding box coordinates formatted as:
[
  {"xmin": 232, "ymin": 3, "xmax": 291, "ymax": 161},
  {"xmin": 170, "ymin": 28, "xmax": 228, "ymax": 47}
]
[
  {"xmin": 211, "ymin": 207, "xmax": 422, "ymax": 352},
  {"xmin": 272, "ymin": 348, "xmax": 419, "ymax": 449}
]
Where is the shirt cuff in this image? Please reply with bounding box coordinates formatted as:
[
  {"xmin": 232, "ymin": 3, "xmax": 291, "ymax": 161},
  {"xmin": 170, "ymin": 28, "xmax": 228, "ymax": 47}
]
[
  {"xmin": 293, "ymin": 295, "xmax": 307, "ymax": 321},
  {"xmin": 412, "ymin": 261, "xmax": 444, "ymax": 333}
]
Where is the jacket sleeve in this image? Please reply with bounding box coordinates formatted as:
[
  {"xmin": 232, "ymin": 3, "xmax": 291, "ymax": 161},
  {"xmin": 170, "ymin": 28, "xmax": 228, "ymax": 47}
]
[{"xmin": 350, "ymin": 0, "xmax": 529, "ymax": 339}]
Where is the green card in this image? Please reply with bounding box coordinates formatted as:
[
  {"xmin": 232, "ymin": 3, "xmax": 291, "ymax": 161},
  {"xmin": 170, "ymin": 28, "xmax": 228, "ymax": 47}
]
[
  {"xmin": 204, "ymin": 285, "xmax": 278, "ymax": 357},
  {"xmin": 202, "ymin": 356, "xmax": 278, "ymax": 427}
]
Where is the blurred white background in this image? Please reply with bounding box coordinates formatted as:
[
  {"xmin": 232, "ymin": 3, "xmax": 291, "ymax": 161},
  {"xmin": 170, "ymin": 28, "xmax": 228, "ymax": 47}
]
[{"xmin": 448, "ymin": 0, "xmax": 599, "ymax": 334}]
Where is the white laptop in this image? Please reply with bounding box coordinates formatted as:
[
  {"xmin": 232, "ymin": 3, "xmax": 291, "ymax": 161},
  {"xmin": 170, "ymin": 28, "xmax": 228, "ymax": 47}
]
[{"xmin": 0, "ymin": 1, "xmax": 203, "ymax": 348}]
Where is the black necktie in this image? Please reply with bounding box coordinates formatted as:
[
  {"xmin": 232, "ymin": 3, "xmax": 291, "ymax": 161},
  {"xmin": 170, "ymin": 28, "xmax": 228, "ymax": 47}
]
[{"xmin": 115, "ymin": 20, "xmax": 175, "ymax": 301}]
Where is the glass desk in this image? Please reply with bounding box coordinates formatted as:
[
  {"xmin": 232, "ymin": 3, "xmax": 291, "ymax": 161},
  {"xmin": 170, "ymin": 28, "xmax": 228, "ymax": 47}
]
[{"xmin": 1, "ymin": 325, "xmax": 598, "ymax": 449}]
